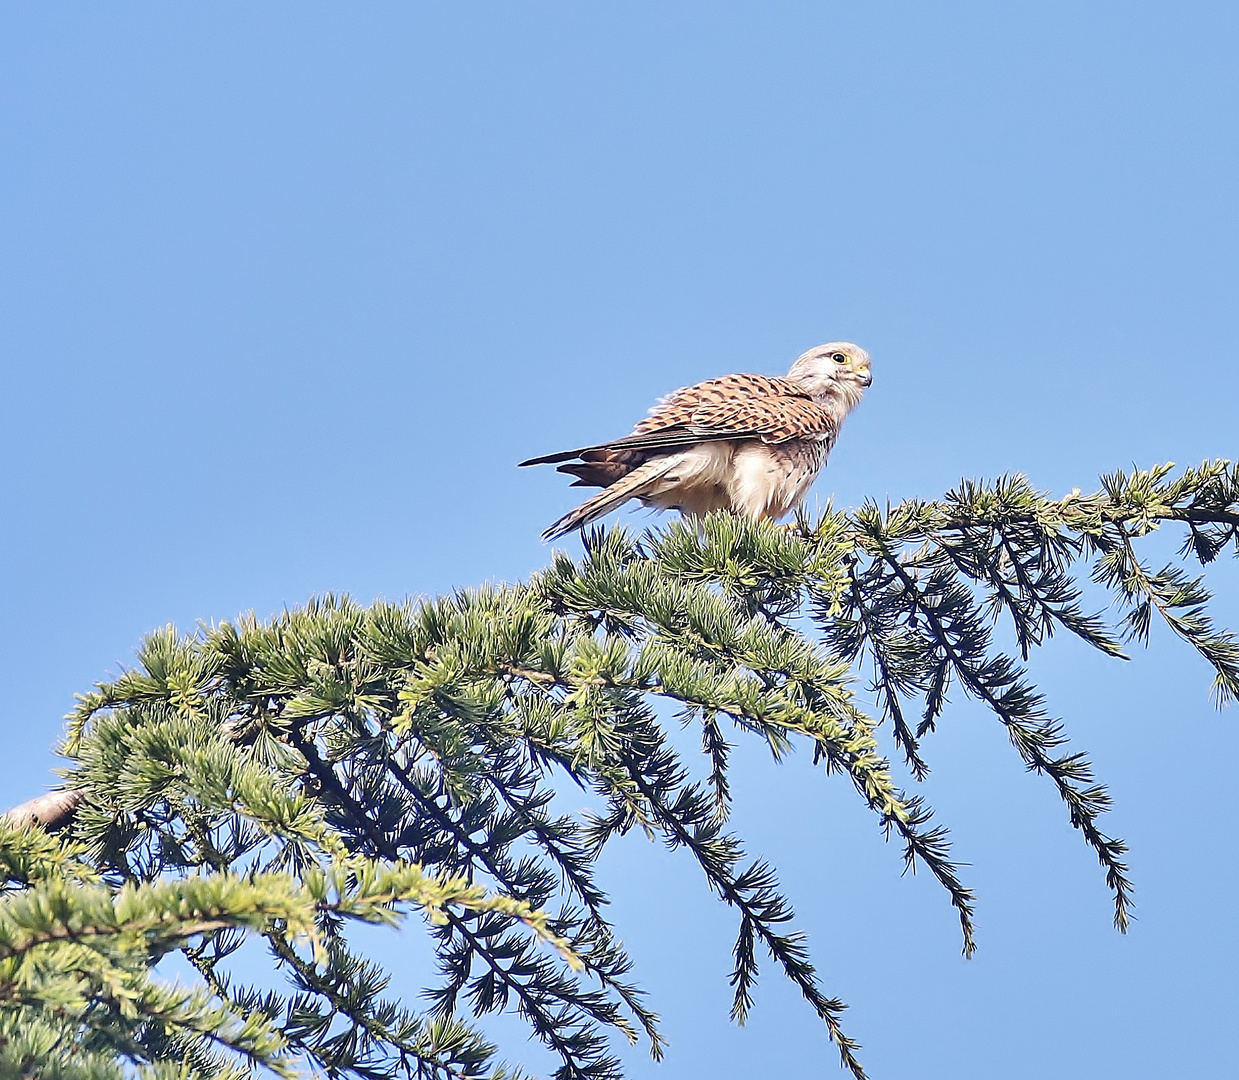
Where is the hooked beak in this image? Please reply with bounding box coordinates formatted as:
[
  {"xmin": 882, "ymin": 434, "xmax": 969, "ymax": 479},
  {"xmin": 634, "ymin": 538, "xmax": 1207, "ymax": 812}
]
[{"xmin": 857, "ymin": 367, "xmax": 872, "ymax": 387}]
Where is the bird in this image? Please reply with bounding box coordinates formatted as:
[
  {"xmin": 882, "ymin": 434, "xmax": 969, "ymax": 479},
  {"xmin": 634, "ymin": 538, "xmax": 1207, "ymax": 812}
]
[{"xmin": 519, "ymin": 342, "xmax": 873, "ymax": 541}]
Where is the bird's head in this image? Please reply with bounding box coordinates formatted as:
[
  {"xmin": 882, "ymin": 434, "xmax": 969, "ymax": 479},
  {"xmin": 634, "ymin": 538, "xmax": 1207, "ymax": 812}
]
[{"xmin": 786, "ymin": 342, "xmax": 873, "ymax": 410}]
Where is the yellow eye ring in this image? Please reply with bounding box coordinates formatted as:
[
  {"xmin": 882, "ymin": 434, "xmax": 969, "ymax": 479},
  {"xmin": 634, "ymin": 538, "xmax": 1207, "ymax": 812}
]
[{"xmin": 830, "ymin": 352, "xmax": 847, "ymax": 363}]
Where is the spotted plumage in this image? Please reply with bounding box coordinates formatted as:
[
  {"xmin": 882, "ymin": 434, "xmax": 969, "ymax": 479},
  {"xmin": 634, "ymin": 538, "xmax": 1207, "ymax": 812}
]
[{"xmin": 520, "ymin": 342, "xmax": 873, "ymax": 540}]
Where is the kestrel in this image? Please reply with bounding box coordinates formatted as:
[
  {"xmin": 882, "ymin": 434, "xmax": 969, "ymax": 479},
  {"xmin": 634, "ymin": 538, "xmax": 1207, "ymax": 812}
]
[{"xmin": 520, "ymin": 342, "xmax": 872, "ymax": 540}]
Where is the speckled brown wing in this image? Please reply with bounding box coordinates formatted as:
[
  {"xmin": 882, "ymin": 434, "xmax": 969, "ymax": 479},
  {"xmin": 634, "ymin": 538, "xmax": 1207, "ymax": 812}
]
[
  {"xmin": 634, "ymin": 374, "xmax": 836, "ymax": 444},
  {"xmin": 517, "ymin": 372, "xmax": 837, "ymax": 490}
]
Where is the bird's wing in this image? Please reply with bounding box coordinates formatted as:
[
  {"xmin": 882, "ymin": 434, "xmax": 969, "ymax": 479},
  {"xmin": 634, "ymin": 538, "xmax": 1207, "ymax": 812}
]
[
  {"xmin": 518, "ymin": 374, "xmax": 836, "ymax": 467},
  {"xmin": 636, "ymin": 374, "xmax": 837, "ymax": 444}
]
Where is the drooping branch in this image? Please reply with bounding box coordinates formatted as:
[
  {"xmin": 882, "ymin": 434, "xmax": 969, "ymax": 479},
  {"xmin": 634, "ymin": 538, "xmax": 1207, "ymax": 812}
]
[{"xmin": 5, "ymin": 460, "xmax": 1238, "ymax": 1080}]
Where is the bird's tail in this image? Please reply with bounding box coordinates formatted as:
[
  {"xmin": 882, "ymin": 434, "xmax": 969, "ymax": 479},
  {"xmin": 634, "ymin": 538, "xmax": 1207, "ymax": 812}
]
[{"xmin": 541, "ymin": 457, "xmax": 678, "ymax": 541}]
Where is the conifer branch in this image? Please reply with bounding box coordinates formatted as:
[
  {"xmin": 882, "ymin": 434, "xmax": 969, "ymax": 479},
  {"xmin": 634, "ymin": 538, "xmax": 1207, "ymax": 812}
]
[
  {"xmin": 839, "ymin": 554, "xmax": 931, "ymax": 778},
  {"xmin": 6, "ymin": 461, "xmax": 1238, "ymax": 1078},
  {"xmin": 610, "ymin": 733, "xmax": 867, "ymax": 1080},
  {"xmin": 265, "ymin": 928, "xmax": 522, "ymax": 1080},
  {"xmin": 867, "ymin": 539, "xmax": 1134, "ymax": 930}
]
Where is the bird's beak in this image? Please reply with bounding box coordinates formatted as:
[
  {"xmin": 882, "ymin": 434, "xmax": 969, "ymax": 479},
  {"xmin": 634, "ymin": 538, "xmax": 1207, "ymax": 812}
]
[{"xmin": 857, "ymin": 367, "xmax": 872, "ymax": 387}]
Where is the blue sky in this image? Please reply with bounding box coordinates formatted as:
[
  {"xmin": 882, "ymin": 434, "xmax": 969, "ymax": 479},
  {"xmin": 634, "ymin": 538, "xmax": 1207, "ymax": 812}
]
[{"xmin": 2, "ymin": 3, "xmax": 1237, "ymax": 1076}]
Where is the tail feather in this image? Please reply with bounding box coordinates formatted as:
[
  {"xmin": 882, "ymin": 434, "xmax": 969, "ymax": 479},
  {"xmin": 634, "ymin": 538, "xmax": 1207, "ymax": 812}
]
[
  {"xmin": 519, "ymin": 447, "xmax": 587, "ymax": 467},
  {"xmin": 542, "ymin": 457, "xmax": 678, "ymax": 541},
  {"xmin": 557, "ymin": 460, "xmax": 632, "ymax": 488}
]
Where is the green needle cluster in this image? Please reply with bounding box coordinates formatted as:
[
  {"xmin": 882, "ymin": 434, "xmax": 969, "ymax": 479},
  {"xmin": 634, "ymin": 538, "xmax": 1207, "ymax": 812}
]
[{"xmin": 6, "ymin": 460, "xmax": 1238, "ymax": 1080}]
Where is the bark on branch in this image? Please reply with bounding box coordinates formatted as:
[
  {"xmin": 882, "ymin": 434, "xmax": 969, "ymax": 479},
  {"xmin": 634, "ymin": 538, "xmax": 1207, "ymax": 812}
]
[{"xmin": 2, "ymin": 789, "xmax": 85, "ymax": 832}]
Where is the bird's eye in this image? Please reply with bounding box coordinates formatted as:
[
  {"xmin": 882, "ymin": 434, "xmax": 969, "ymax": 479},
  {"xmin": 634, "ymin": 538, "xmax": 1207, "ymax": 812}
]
[{"xmin": 830, "ymin": 352, "xmax": 847, "ymax": 364}]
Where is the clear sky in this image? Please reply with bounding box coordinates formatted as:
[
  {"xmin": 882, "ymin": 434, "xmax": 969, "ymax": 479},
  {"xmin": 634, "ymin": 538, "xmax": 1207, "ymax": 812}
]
[{"xmin": 2, "ymin": 2, "xmax": 1237, "ymax": 1077}]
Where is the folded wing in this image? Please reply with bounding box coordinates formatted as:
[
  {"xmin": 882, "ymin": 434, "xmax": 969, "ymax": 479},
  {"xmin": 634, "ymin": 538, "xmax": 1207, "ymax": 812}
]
[{"xmin": 519, "ymin": 374, "xmax": 837, "ymax": 490}]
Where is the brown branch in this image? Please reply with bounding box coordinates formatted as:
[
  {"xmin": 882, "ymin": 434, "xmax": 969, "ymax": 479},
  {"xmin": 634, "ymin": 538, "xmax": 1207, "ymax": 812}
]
[
  {"xmin": 2, "ymin": 789, "xmax": 85, "ymax": 831},
  {"xmin": 1171, "ymin": 507, "xmax": 1239, "ymax": 528},
  {"xmin": 933, "ymin": 504, "xmax": 1239, "ymax": 534},
  {"xmin": 0, "ymin": 918, "xmax": 244, "ymax": 964}
]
